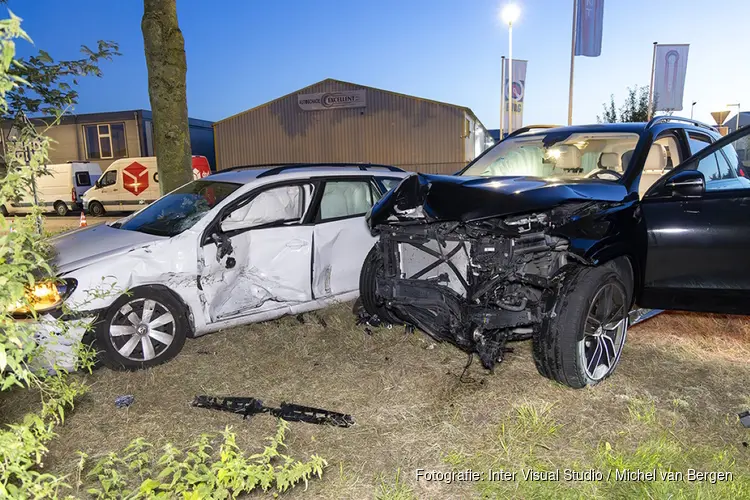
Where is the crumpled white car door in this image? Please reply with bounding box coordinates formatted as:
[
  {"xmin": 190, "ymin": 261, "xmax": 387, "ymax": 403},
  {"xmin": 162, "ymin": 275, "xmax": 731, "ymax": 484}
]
[{"xmin": 197, "ymin": 184, "xmax": 314, "ymax": 322}]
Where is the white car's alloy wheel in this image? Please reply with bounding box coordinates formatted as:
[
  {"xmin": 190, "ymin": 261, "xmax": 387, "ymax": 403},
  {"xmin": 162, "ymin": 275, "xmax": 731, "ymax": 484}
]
[{"xmin": 108, "ymin": 298, "xmax": 176, "ymax": 362}]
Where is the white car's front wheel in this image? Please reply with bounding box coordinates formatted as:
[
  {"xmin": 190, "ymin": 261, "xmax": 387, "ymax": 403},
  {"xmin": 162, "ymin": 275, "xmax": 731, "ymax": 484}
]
[{"xmin": 94, "ymin": 287, "xmax": 188, "ymax": 370}]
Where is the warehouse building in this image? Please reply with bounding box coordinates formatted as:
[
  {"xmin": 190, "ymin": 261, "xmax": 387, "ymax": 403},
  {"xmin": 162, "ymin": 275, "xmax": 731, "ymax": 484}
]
[
  {"xmin": 1, "ymin": 109, "xmax": 216, "ymax": 171},
  {"xmin": 213, "ymin": 79, "xmax": 492, "ymax": 174}
]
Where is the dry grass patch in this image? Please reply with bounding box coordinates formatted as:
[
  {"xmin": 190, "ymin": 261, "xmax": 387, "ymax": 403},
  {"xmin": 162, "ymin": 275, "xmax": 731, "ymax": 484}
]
[
  {"xmin": 637, "ymin": 311, "xmax": 750, "ymax": 362},
  {"xmin": 1, "ymin": 304, "xmax": 749, "ymax": 498}
]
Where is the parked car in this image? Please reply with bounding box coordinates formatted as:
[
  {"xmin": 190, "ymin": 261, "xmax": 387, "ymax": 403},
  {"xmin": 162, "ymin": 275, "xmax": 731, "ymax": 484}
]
[
  {"xmin": 1, "ymin": 161, "xmax": 102, "ymax": 216},
  {"xmin": 18, "ymin": 164, "xmax": 407, "ymax": 370},
  {"xmin": 359, "ymin": 117, "xmax": 750, "ymax": 389},
  {"xmin": 81, "ymin": 155, "xmax": 212, "ymax": 216}
]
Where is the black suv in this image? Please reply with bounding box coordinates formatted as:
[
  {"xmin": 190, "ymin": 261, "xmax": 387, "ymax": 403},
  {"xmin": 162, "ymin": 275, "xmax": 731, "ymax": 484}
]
[{"xmin": 359, "ymin": 117, "xmax": 750, "ymax": 389}]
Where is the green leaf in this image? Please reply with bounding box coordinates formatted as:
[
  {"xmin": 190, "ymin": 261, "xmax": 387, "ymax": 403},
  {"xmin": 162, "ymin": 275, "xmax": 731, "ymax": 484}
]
[{"xmin": 139, "ymin": 478, "xmax": 161, "ymax": 493}]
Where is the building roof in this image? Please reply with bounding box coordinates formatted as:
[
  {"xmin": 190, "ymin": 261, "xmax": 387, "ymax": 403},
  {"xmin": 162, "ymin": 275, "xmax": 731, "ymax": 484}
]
[{"xmin": 214, "ymin": 78, "xmax": 481, "ymax": 126}]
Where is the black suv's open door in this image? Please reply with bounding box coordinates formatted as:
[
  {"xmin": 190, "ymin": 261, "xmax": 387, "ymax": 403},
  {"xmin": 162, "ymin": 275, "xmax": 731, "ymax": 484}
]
[{"xmin": 639, "ymin": 125, "xmax": 750, "ymax": 314}]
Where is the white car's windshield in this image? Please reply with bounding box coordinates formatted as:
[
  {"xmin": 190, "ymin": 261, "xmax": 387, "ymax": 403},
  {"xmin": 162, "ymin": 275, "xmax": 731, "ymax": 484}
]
[
  {"xmin": 116, "ymin": 180, "xmax": 241, "ymax": 237},
  {"xmin": 461, "ymin": 131, "xmax": 641, "ymax": 180}
]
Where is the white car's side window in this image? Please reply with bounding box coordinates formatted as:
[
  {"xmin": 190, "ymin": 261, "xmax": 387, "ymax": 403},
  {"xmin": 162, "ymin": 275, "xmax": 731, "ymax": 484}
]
[
  {"xmin": 222, "ymin": 184, "xmax": 314, "ymax": 231},
  {"xmin": 318, "ymin": 180, "xmax": 375, "ymax": 221}
]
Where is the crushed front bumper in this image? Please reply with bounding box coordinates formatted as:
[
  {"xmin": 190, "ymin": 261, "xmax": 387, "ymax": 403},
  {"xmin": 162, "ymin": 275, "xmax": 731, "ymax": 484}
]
[{"xmin": 23, "ymin": 314, "xmax": 97, "ymax": 372}]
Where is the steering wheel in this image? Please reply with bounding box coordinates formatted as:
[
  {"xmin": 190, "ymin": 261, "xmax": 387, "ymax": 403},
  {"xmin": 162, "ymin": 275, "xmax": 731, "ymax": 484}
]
[{"xmin": 585, "ymin": 168, "xmax": 623, "ymax": 181}]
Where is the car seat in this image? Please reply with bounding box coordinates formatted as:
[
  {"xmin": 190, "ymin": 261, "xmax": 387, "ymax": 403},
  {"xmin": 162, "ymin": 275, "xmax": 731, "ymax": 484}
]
[
  {"xmin": 638, "ymin": 144, "xmax": 667, "ymax": 198},
  {"xmin": 599, "ymin": 152, "xmax": 620, "ymax": 171}
]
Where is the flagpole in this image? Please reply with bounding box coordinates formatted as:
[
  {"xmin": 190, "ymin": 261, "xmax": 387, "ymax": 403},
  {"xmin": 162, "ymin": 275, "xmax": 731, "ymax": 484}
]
[
  {"xmin": 500, "ymin": 55, "xmax": 505, "ymax": 140},
  {"xmin": 567, "ymin": 0, "xmax": 577, "ymax": 126},
  {"xmin": 508, "ymin": 23, "xmax": 513, "ymax": 135},
  {"xmin": 647, "ymin": 41, "xmax": 657, "ymax": 120}
]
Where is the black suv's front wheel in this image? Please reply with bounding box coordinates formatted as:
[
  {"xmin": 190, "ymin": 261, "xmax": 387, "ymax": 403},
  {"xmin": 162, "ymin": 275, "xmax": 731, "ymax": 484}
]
[
  {"xmin": 533, "ymin": 263, "xmax": 631, "ymax": 389},
  {"xmin": 359, "ymin": 245, "xmax": 402, "ymax": 325}
]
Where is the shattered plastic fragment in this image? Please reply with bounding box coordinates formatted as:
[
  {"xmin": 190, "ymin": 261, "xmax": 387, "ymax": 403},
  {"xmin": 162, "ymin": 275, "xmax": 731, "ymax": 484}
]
[{"xmin": 115, "ymin": 395, "xmax": 135, "ymax": 408}]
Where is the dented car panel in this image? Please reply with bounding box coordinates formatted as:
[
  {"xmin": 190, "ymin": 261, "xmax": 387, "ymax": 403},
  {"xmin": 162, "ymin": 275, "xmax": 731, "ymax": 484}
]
[
  {"xmin": 367, "ymin": 173, "xmax": 630, "ymax": 227},
  {"xmin": 312, "ymin": 217, "xmax": 378, "ymax": 298},
  {"xmin": 198, "ymin": 225, "xmax": 314, "ymax": 322}
]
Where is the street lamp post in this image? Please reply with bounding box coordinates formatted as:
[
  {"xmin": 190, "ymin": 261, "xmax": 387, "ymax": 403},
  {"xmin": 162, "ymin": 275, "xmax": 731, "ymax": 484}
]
[
  {"xmin": 727, "ymin": 103, "xmax": 741, "ymax": 132},
  {"xmin": 690, "ymin": 101, "xmax": 697, "ymax": 119},
  {"xmin": 501, "ymin": 4, "xmax": 520, "ymax": 135}
]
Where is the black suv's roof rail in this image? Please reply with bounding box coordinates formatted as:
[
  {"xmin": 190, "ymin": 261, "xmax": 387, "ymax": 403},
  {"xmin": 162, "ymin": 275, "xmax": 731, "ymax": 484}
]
[
  {"xmin": 220, "ymin": 162, "xmax": 405, "ymax": 177},
  {"xmin": 647, "ymin": 115, "xmax": 716, "ymax": 132},
  {"xmin": 504, "ymin": 124, "xmax": 561, "ymax": 140}
]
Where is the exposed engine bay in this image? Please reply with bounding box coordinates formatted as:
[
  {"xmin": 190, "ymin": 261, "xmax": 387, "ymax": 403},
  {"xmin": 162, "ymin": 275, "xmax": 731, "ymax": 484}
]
[{"xmin": 374, "ymin": 210, "xmax": 585, "ymax": 369}]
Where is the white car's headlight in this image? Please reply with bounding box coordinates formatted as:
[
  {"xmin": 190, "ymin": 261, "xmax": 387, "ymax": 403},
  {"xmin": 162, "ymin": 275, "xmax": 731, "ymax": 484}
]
[{"xmin": 11, "ymin": 279, "xmax": 76, "ymax": 315}]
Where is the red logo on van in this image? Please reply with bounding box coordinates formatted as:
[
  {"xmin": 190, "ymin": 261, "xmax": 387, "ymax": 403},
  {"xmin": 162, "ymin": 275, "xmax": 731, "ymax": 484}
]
[{"xmin": 123, "ymin": 162, "xmax": 149, "ymax": 196}]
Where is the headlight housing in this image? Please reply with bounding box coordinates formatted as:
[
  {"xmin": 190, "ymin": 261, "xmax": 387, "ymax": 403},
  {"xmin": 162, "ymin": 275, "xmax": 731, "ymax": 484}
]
[{"xmin": 12, "ymin": 279, "xmax": 77, "ymax": 316}]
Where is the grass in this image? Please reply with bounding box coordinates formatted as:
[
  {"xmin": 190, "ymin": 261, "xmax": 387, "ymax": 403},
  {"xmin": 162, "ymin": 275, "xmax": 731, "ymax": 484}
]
[{"xmin": 1, "ymin": 304, "xmax": 749, "ymax": 498}]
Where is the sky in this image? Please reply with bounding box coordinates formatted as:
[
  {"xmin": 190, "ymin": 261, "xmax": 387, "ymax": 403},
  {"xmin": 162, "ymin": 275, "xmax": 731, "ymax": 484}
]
[{"xmin": 9, "ymin": 0, "xmax": 749, "ymax": 129}]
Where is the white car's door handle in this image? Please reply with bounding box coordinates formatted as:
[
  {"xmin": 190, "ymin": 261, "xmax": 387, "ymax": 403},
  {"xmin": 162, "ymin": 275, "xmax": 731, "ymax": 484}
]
[{"xmin": 286, "ymin": 239, "xmax": 308, "ymax": 249}]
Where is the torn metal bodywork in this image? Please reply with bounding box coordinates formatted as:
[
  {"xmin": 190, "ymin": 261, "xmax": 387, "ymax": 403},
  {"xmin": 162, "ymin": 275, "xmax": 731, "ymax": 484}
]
[
  {"xmin": 192, "ymin": 395, "xmax": 355, "ymax": 427},
  {"xmin": 367, "ymin": 173, "xmax": 642, "ymax": 369},
  {"xmin": 376, "ymin": 214, "xmax": 577, "ymax": 368}
]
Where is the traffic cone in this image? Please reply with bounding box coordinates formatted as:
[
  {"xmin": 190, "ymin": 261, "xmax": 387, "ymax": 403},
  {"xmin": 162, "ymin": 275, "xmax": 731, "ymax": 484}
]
[{"xmin": 79, "ymin": 212, "xmax": 87, "ymax": 228}]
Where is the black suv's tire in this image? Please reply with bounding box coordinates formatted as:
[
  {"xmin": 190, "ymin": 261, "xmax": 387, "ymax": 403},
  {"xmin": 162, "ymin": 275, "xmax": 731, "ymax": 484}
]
[
  {"xmin": 94, "ymin": 287, "xmax": 188, "ymax": 370},
  {"xmin": 359, "ymin": 245, "xmax": 401, "ymax": 325},
  {"xmin": 533, "ymin": 263, "xmax": 632, "ymax": 389}
]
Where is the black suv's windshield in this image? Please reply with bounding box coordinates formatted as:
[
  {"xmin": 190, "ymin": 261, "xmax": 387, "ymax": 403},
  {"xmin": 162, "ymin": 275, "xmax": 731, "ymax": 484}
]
[
  {"xmin": 461, "ymin": 131, "xmax": 640, "ymax": 180},
  {"xmin": 116, "ymin": 180, "xmax": 241, "ymax": 237}
]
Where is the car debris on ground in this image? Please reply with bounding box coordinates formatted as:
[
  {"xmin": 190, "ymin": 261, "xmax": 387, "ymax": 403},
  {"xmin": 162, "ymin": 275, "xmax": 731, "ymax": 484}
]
[
  {"xmin": 114, "ymin": 395, "xmax": 135, "ymax": 408},
  {"xmin": 192, "ymin": 395, "xmax": 355, "ymax": 428},
  {"xmin": 740, "ymin": 410, "xmax": 750, "ymax": 429}
]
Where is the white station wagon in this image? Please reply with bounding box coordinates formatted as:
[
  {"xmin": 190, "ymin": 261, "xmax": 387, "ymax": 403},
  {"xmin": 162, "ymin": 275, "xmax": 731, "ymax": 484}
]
[{"xmin": 34, "ymin": 164, "xmax": 407, "ymax": 369}]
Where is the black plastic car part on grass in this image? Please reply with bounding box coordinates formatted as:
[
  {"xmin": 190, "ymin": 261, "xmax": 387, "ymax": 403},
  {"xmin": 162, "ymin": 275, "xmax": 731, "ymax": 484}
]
[
  {"xmin": 192, "ymin": 395, "xmax": 355, "ymax": 427},
  {"xmin": 359, "ymin": 118, "xmax": 750, "ymax": 389}
]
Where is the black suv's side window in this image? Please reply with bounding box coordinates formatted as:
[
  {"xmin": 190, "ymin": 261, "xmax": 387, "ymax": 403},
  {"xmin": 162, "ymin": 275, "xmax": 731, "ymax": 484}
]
[
  {"xmin": 687, "ymin": 132, "xmax": 712, "ymax": 155},
  {"xmin": 683, "ymin": 133, "xmax": 750, "ymax": 192}
]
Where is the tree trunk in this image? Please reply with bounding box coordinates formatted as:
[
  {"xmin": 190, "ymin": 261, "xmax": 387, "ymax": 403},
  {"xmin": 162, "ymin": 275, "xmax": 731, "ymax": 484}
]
[{"xmin": 142, "ymin": 0, "xmax": 192, "ymax": 194}]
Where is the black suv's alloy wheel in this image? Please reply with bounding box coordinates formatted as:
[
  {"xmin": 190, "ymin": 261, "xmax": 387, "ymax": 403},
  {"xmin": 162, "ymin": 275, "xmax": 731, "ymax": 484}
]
[{"xmin": 533, "ymin": 263, "xmax": 631, "ymax": 389}]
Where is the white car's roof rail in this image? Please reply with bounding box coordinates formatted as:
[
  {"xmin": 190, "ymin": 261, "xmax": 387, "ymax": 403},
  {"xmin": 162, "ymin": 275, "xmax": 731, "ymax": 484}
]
[{"xmin": 221, "ymin": 163, "xmax": 405, "ymax": 178}]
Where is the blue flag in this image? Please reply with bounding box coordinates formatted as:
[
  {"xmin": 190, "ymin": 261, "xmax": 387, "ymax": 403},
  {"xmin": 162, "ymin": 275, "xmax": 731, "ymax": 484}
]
[{"xmin": 574, "ymin": 0, "xmax": 604, "ymax": 57}]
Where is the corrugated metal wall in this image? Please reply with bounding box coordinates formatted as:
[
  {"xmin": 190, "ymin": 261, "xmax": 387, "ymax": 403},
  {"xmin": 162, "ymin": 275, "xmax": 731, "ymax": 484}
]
[{"xmin": 214, "ymin": 80, "xmax": 468, "ymax": 174}]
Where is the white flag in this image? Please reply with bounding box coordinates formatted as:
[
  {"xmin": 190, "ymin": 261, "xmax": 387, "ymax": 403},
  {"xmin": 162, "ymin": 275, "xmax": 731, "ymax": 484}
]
[
  {"xmin": 503, "ymin": 59, "xmax": 527, "ymax": 131},
  {"xmin": 653, "ymin": 44, "xmax": 689, "ymax": 111}
]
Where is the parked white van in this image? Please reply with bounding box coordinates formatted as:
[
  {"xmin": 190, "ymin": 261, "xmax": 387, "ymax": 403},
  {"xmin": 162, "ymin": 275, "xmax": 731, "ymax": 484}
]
[
  {"xmin": 1, "ymin": 162, "xmax": 102, "ymax": 216},
  {"xmin": 82, "ymin": 156, "xmax": 212, "ymax": 216}
]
